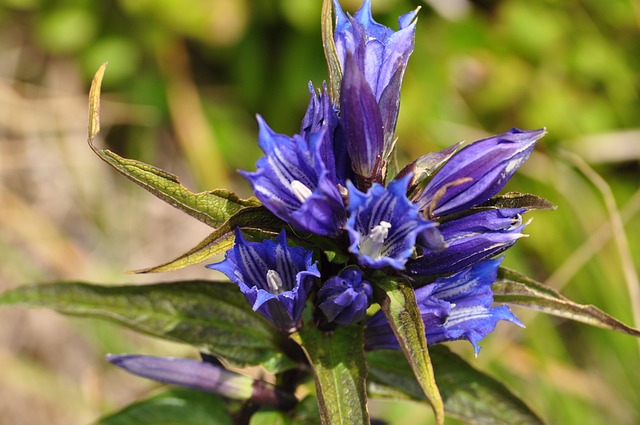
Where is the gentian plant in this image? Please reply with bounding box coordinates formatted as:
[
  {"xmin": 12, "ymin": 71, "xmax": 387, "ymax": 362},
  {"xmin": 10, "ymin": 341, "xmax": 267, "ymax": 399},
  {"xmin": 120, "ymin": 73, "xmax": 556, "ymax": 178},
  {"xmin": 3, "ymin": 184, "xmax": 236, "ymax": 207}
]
[{"xmin": 2, "ymin": 1, "xmax": 639, "ymax": 424}]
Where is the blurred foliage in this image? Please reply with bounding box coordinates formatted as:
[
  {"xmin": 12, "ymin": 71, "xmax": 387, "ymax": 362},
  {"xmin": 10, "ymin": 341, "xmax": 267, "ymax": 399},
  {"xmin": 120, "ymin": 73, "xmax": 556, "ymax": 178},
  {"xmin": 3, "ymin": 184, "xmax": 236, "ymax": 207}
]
[{"xmin": 0, "ymin": 0, "xmax": 639, "ymax": 424}]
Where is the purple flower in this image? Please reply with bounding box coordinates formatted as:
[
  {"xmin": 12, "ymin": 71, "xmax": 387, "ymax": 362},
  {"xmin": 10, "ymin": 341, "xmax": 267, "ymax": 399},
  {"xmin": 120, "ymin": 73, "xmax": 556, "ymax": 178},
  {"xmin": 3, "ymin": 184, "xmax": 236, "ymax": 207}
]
[
  {"xmin": 107, "ymin": 354, "xmax": 254, "ymax": 398},
  {"xmin": 317, "ymin": 267, "xmax": 373, "ymax": 326},
  {"xmin": 300, "ymin": 82, "xmax": 349, "ymax": 185},
  {"xmin": 339, "ymin": 53, "xmax": 385, "ymax": 182},
  {"xmin": 207, "ymin": 229, "xmax": 319, "ymax": 332},
  {"xmin": 416, "ymin": 128, "xmax": 546, "ymax": 218},
  {"xmin": 241, "ymin": 116, "xmax": 346, "ymax": 236},
  {"xmin": 106, "ymin": 354, "xmax": 296, "ymax": 409},
  {"xmin": 346, "ymin": 174, "xmax": 439, "ymax": 270},
  {"xmin": 407, "ymin": 208, "xmax": 529, "ymax": 276},
  {"xmin": 366, "ymin": 258, "xmax": 523, "ymax": 355},
  {"xmin": 333, "ymin": 0, "xmax": 419, "ymax": 184}
]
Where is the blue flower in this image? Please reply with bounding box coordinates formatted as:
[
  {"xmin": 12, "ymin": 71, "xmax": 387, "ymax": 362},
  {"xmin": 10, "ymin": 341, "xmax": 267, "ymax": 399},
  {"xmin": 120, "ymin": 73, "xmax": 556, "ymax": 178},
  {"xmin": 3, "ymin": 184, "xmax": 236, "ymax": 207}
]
[
  {"xmin": 407, "ymin": 208, "xmax": 529, "ymax": 276},
  {"xmin": 333, "ymin": 0, "xmax": 419, "ymax": 184},
  {"xmin": 207, "ymin": 229, "xmax": 320, "ymax": 332},
  {"xmin": 346, "ymin": 174, "xmax": 439, "ymax": 270},
  {"xmin": 339, "ymin": 53, "xmax": 385, "ymax": 183},
  {"xmin": 106, "ymin": 354, "xmax": 254, "ymax": 398},
  {"xmin": 366, "ymin": 258, "xmax": 523, "ymax": 355},
  {"xmin": 416, "ymin": 128, "xmax": 546, "ymax": 218},
  {"xmin": 106, "ymin": 354, "xmax": 297, "ymax": 409},
  {"xmin": 317, "ymin": 267, "xmax": 373, "ymax": 326},
  {"xmin": 300, "ymin": 82, "xmax": 350, "ymax": 185},
  {"xmin": 241, "ymin": 115, "xmax": 346, "ymax": 236}
]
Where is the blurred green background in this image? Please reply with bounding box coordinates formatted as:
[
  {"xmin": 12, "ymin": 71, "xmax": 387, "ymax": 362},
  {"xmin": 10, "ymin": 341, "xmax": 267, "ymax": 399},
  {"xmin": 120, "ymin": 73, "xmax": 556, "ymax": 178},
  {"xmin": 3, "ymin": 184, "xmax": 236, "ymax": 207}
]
[{"xmin": 0, "ymin": 0, "xmax": 639, "ymax": 424}]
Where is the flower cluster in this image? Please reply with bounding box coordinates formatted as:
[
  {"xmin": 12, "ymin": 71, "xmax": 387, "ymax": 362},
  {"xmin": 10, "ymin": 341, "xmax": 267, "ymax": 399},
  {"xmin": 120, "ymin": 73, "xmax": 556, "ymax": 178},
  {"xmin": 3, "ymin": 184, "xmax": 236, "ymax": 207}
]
[
  {"xmin": 210, "ymin": 0, "xmax": 544, "ymax": 348},
  {"xmin": 110, "ymin": 0, "xmax": 546, "ymax": 396}
]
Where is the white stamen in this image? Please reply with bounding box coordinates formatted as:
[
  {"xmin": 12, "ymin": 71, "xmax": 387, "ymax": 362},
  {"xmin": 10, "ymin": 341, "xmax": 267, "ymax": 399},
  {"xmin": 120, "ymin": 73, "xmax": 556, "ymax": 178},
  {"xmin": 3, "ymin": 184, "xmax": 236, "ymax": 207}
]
[
  {"xmin": 266, "ymin": 270, "xmax": 284, "ymax": 294},
  {"xmin": 290, "ymin": 180, "xmax": 312, "ymax": 203},
  {"xmin": 360, "ymin": 221, "xmax": 392, "ymax": 259}
]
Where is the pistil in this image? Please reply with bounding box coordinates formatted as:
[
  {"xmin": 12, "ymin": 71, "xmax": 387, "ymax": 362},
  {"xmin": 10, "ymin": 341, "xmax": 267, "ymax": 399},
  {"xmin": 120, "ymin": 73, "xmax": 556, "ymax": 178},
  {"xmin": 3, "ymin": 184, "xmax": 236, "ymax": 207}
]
[
  {"xmin": 359, "ymin": 221, "xmax": 391, "ymax": 259},
  {"xmin": 266, "ymin": 270, "xmax": 285, "ymax": 294}
]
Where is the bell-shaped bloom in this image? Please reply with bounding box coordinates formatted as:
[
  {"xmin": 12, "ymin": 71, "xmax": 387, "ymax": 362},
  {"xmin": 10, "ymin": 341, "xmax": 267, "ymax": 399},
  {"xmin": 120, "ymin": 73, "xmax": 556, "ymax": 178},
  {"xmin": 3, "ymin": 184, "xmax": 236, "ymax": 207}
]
[
  {"xmin": 416, "ymin": 128, "xmax": 546, "ymax": 218},
  {"xmin": 207, "ymin": 229, "xmax": 320, "ymax": 332},
  {"xmin": 334, "ymin": 0, "xmax": 419, "ymax": 152},
  {"xmin": 346, "ymin": 174, "xmax": 439, "ymax": 270},
  {"xmin": 339, "ymin": 53, "xmax": 385, "ymax": 182},
  {"xmin": 300, "ymin": 82, "xmax": 350, "ymax": 185},
  {"xmin": 366, "ymin": 257, "xmax": 523, "ymax": 355},
  {"xmin": 317, "ymin": 267, "xmax": 373, "ymax": 326},
  {"xmin": 106, "ymin": 354, "xmax": 296, "ymax": 409},
  {"xmin": 241, "ymin": 116, "xmax": 346, "ymax": 236},
  {"xmin": 407, "ymin": 208, "xmax": 528, "ymax": 276}
]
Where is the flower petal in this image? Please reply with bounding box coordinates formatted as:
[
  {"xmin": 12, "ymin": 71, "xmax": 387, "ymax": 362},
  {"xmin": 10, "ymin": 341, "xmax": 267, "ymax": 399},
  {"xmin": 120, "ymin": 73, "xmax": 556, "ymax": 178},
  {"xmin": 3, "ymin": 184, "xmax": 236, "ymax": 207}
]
[
  {"xmin": 207, "ymin": 229, "xmax": 319, "ymax": 331},
  {"xmin": 407, "ymin": 208, "xmax": 528, "ymax": 276},
  {"xmin": 418, "ymin": 128, "xmax": 546, "ymax": 217}
]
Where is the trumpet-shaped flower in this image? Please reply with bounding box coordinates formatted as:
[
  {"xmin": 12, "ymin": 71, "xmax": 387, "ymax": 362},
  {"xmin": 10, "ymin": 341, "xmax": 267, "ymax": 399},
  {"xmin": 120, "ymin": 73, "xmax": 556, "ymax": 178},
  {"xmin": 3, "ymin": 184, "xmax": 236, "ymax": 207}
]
[
  {"xmin": 339, "ymin": 53, "xmax": 385, "ymax": 182},
  {"xmin": 334, "ymin": 0, "xmax": 419, "ymax": 183},
  {"xmin": 346, "ymin": 174, "xmax": 440, "ymax": 269},
  {"xmin": 106, "ymin": 354, "xmax": 297, "ymax": 409},
  {"xmin": 300, "ymin": 82, "xmax": 349, "ymax": 185},
  {"xmin": 317, "ymin": 267, "xmax": 373, "ymax": 326},
  {"xmin": 416, "ymin": 128, "xmax": 546, "ymax": 218},
  {"xmin": 241, "ymin": 116, "xmax": 346, "ymax": 236},
  {"xmin": 407, "ymin": 208, "xmax": 528, "ymax": 276},
  {"xmin": 366, "ymin": 257, "xmax": 523, "ymax": 355},
  {"xmin": 207, "ymin": 229, "xmax": 319, "ymax": 332}
]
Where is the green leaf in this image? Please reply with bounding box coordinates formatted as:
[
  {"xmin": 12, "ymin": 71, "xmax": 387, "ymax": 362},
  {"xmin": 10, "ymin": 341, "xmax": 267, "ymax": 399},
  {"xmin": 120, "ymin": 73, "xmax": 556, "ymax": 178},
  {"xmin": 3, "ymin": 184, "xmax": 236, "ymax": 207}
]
[
  {"xmin": 134, "ymin": 206, "xmax": 283, "ymax": 273},
  {"xmin": 475, "ymin": 192, "xmax": 557, "ymax": 211},
  {"xmin": 295, "ymin": 324, "xmax": 369, "ymax": 425},
  {"xmin": 87, "ymin": 63, "xmax": 259, "ymax": 229},
  {"xmin": 367, "ymin": 347, "xmax": 545, "ymax": 425},
  {"xmin": 372, "ymin": 275, "xmax": 445, "ymax": 425},
  {"xmin": 250, "ymin": 410, "xmax": 292, "ymax": 425},
  {"xmin": 93, "ymin": 388, "xmax": 233, "ymax": 425},
  {"xmin": 321, "ymin": 0, "xmax": 342, "ymax": 103},
  {"xmin": 291, "ymin": 395, "xmax": 321, "ymax": 425},
  {"xmin": 494, "ymin": 267, "xmax": 640, "ymax": 337},
  {"xmin": 0, "ymin": 281, "xmax": 294, "ymax": 371}
]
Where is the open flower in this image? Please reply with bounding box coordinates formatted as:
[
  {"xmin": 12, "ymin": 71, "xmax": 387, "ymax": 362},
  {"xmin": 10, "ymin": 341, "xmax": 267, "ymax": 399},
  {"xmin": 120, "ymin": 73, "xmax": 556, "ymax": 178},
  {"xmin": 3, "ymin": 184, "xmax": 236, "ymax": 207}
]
[
  {"xmin": 207, "ymin": 229, "xmax": 320, "ymax": 332},
  {"xmin": 366, "ymin": 257, "xmax": 523, "ymax": 355},
  {"xmin": 346, "ymin": 174, "xmax": 439, "ymax": 269},
  {"xmin": 317, "ymin": 267, "xmax": 373, "ymax": 326},
  {"xmin": 333, "ymin": 0, "xmax": 420, "ymax": 184},
  {"xmin": 416, "ymin": 128, "xmax": 546, "ymax": 218},
  {"xmin": 241, "ymin": 116, "xmax": 346, "ymax": 236}
]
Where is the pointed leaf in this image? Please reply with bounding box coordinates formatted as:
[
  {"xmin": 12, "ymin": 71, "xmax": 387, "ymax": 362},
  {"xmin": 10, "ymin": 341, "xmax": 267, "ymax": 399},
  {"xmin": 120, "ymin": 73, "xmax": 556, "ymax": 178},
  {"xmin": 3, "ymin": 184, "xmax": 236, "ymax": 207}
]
[
  {"xmin": 93, "ymin": 388, "xmax": 233, "ymax": 425},
  {"xmin": 372, "ymin": 276, "xmax": 445, "ymax": 425},
  {"xmin": 475, "ymin": 192, "xmax": 557, "ymax": 211},
  {"xmin": 493, "ymin": 267, "xmax": 640, "ymax": 337},
  {"xmin": 134, "ymin": 206, "xmax": 283, "ymax": 273},
  {"xmin": 0, "ymin": 281, "xmax": 294, "ymax": 371},
  {"xmin": 294, "ymin": 324, "xmax": 369, "ymax": 425},
  {"xmin": 87, "ymin": 64, "xmax": 259, "ymax": 229},
  {"xmin": 367, "ymin": 347, "xmax": 545, "ymax": 425},
  {"xmin": 322, "ymin": 0, "xmax": 342, "ymax": 103}
]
